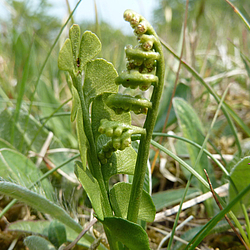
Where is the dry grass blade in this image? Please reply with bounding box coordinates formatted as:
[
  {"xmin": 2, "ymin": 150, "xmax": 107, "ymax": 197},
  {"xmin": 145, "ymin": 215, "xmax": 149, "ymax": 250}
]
[{"xmin": 63, "ymin": 218, "xmax": 98, "ymax": 250}]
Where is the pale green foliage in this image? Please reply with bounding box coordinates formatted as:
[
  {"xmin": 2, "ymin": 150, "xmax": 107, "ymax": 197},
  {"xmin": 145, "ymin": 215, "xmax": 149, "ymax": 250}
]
[{"xmin": 57, "ymin": 15, "xmax": 159, "ymax": 248}]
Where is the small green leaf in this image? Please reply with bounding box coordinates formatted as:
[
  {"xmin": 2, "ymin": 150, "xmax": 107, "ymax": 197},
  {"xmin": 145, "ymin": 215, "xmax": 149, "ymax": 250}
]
[
  {"xmin": 83, "ymin": 59, "xmax": 118, "ymax": 107},
  {"xmin": 74, "ymin": 161, "xmax": 104, "ymax": 220},
  {"xmin": 101, "ymin": 217, "xmax": 150, "ymax": 250},
  {"xmin": 101, "ymin": 146, "xmax": 137, "ymax": 181},
  {"xmin": 110, "ymin": 182, "xmax": 155, "ymax": 222},
  {"xmin": 79, "ymin": 31, "xmax": 101, "ymax": 70},
  {"xmin": 48, "ymin": 221, "xmax": 67, "ymax": 248},
  {"xmin": 58, "ymin": 38, "xmax": 74, "ymax": 73},
  {"xmin": 24, "ymin": 235, "xmax": 56, "ymax": 250},
  {"xmin": 0, "ymin": 181, "xmax": 82, "ymax": 234},
  {"xmin": 69, "ymin": 24, "xmax": 80, "ymax": 67},
  {"xmin": 229, "ymin": 156, "xmax": 250, "ymax": 215}
]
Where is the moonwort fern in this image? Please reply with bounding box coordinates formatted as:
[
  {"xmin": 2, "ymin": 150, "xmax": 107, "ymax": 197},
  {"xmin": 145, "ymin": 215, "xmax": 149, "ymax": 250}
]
[{"xmin": 58, "ymin": 10, "xmax": 165, "ymax": 250}]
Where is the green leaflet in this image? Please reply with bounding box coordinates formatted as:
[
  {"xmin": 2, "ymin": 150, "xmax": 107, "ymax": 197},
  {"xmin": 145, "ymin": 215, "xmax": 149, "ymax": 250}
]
[
  {"xmin": 101, "ymin": 217, "xmax": 151, "ymax": 250},
  {"xmin": 229, "ymin": 156, "xmax": 250, "ymax": 215},
  {"xmin": 79, "ymin": 31, "xmax": 102, "ymax": 71},
  {"xmin": 103, "ymin": 147, "xmax": 137, "ymax": 180},
  {"xmin": 83, "ymin": 59, "xmax": 118, "ymax": 107},
  {"xmin": 58, "ymin": 27, "xmax": 101, "ymax": 75},
  {"xmin": 110, "ymin": 182, "xmax": 155, "ymax": 222},
  {"xmin": 69, "ymin": 24, "xmax": 80, "ymax": 68},
  {"xmin": 74, "ymin": 161, "xmax": 104, "ymax": 220},
  {"xmin": 58, "ymin": 38, "xmax": 74, "ymax": 73}
]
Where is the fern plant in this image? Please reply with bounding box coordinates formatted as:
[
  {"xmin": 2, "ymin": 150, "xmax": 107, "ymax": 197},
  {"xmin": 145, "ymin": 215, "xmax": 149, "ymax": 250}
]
[{"xmin": 57, "ymin": 9, "xmax": 165, "ymax": 249}]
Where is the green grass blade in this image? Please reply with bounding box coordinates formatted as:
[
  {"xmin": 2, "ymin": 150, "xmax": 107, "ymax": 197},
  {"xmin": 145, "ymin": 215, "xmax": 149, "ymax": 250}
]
[
  {"xmin": 152, "ymin": 133, "xmax": 229, "ymax": 176},
  {"xmin": 10, "ymin": 39, "xmax": 33, "ymax": 145},
  {"xmin": 150, "ymin": 139, "xmax": 209, "ymax": 189},
  {"xmin": 224, "ymin": 102, "xmax": 250, "ymax": 136},
  {"xmin": 22, "ymin": 0, "xmax": 82, "ymax": 152},
  {"xmin": 224, "ymin": 0, "xmax": 250, "ymax": 31},
  {"xmin": 28, "ymin": 97, "xmax": 72, "ymax": 150}
]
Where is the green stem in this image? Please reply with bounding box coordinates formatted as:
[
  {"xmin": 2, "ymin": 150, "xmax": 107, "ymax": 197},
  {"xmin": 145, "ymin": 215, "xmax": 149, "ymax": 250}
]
[
  {"xmin": 127, "ymin": 34, "xmax": 165, "ymax": 223},
  {"xmin": 73, "ymin": 75, "xmax": 113, "ymax": 217},
  {"xmin": 229, "ymin": 210, "xmax": 250, "ymax": 247}
]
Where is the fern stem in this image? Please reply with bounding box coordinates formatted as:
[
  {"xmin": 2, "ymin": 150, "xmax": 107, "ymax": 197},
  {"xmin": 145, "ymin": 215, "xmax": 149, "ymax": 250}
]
[{"xmin": 127, "ymin": 33, "xmax": 165, "ymax": 223}]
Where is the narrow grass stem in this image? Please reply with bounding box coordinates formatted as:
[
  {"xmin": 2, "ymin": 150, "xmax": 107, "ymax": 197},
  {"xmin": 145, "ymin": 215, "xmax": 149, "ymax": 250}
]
[
  {"xmin": 228, "ymin": 211, "xmax": 250, "ymax": 247},
  {"xmin": 224, "ymin": 0, "xmax": 250, "ymax": 31},
  {"xmin": 242, "ymin": 205, "xmax": 250, "ymax": 243}
]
